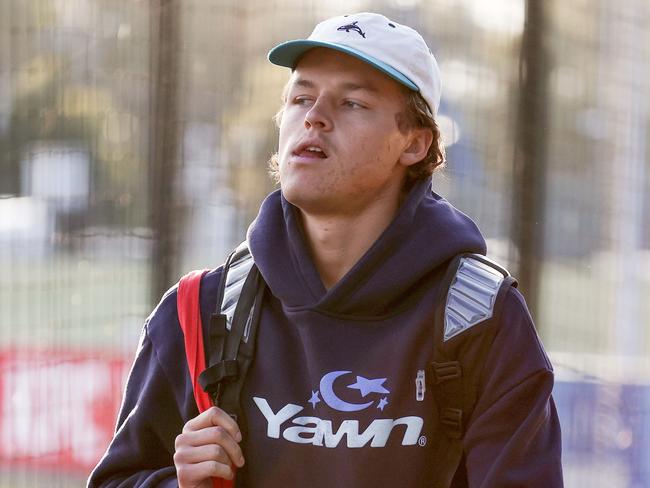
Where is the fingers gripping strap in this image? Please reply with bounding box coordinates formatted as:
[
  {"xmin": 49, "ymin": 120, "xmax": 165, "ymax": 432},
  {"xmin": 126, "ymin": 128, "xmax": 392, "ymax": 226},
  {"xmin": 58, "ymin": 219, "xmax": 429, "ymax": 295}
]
[{"xmin": 178, "ymin": 270, "xmax": 234, "ymax": 488}]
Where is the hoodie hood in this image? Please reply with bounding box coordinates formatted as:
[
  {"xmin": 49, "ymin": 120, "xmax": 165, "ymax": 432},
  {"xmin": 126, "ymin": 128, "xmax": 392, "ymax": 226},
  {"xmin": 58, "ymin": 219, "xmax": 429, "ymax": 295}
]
[{"xmin": 247, "ymin": 178, "xmax": 486, "ymax": 317}]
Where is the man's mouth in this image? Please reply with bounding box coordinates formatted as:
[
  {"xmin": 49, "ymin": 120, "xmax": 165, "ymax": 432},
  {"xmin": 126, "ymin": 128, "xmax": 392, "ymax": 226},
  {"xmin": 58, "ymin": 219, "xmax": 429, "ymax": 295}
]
[{"xmin": 292, "ymin": 144, "xmax": 328, "ymax": 159}]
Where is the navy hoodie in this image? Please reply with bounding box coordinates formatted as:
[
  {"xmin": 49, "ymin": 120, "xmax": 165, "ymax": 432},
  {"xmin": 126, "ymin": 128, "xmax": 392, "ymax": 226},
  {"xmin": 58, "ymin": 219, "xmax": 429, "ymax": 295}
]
[{"xmin": 88, "ymin": 179, "xmax": 563, "ymax": 487}]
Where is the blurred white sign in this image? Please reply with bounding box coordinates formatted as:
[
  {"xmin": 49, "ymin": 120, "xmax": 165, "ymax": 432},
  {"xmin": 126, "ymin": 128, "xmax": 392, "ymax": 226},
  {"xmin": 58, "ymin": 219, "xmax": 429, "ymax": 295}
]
[{"xmin": 21, "ymin": 143, "xmax": 89, "ymax": 210}]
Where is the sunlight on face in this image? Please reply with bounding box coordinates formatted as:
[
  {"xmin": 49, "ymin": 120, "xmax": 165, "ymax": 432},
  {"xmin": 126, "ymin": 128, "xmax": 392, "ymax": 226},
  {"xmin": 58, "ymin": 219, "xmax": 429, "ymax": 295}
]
[{"xmin": 278, "ymin": 48, "xmax": 414, "ymax": 216}]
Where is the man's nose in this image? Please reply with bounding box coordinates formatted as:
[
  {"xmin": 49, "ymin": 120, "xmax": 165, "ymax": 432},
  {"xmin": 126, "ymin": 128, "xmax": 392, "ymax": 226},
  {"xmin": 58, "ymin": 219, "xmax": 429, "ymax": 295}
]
[{"xmin": 304, "ymin": 99, "xmax": 333, "ymax": 131}]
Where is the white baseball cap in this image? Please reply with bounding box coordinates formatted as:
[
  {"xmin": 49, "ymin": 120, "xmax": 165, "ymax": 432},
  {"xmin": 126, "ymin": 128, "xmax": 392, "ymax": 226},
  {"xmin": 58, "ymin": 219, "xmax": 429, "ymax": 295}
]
[{"xmin": 268, "ymin": 12, "xmax": 441, "ymax": 115}]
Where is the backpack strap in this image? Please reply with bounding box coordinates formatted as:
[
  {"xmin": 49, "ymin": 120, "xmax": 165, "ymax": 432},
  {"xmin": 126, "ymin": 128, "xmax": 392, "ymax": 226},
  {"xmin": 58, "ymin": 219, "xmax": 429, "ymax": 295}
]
[
  {"xmin": 177, "ymin": 269, "xmax": 212, "ymax": 413},
  {"xmin": 428, "ymin": 253, "xmax": 518, "ymax": 486},
  {"xmin": 177, "ymin": 269, "xmax": 232, "ymax": 488},
  {"xmin": 198, "ymin": 241, "xmax": 265, "ymax": 422}
]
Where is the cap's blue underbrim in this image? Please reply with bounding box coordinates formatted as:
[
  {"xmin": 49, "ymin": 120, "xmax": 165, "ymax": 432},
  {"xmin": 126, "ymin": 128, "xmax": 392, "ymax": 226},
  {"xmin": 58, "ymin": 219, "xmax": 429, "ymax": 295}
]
[{"xmin": 267, "ymin": 40, "xmax": 419, "ymax": 92}]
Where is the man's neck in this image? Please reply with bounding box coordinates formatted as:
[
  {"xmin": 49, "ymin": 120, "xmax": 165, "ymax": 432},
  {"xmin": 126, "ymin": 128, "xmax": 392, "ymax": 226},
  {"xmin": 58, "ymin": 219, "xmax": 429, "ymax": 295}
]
[{"xmin": 299, "ymin": 195, "xmax": 402, "ymax": 290}]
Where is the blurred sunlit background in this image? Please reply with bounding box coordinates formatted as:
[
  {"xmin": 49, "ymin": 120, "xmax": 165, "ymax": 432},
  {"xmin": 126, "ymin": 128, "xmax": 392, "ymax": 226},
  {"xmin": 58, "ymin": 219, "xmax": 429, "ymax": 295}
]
[{"xmin": 0, "ymin": 1, "xmax": 648, "ymax": 487}]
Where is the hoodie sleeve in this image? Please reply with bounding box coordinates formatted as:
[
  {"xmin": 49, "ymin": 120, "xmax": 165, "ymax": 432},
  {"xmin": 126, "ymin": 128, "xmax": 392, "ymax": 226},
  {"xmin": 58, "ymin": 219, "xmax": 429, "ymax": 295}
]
[
  {"xmin": 87, "ymin": 288, "xmax": 199, "ymax": 488},
  {"xmin": 461, "ymin": 287, "xmax": 564, "ymax": 488}
]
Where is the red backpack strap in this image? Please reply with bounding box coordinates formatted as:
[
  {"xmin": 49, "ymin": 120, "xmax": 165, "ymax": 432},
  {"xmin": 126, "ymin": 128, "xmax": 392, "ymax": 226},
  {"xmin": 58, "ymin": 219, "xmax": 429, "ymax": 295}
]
[
  {"xmin": 178, "ymin": 270, "xmax": 235, "ymax": 488},
  {"xmin": 178, "ymin": 269, "xmax": 213, "ymax": 413}
]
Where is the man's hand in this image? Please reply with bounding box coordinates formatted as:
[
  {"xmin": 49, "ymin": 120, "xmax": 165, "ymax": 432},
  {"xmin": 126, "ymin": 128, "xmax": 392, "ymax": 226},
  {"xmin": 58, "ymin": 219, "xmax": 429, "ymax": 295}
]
[{"xmin": 174, "ymin": 406, "xmax": 245, "ymax": 488}]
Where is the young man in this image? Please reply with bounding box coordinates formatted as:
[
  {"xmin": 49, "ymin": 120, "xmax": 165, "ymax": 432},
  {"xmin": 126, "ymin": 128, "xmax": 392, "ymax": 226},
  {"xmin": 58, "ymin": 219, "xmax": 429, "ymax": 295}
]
[{"xmin": 89, "ymin": 12, "xmax": 563, "ymax": 488}]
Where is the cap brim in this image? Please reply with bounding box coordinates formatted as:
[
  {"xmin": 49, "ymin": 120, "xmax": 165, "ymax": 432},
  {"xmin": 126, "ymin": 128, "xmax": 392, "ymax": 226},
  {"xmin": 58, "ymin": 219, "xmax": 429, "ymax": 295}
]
[{"xmin": 267, "ymin": 40, "xmax": 418, "ymax": 92}]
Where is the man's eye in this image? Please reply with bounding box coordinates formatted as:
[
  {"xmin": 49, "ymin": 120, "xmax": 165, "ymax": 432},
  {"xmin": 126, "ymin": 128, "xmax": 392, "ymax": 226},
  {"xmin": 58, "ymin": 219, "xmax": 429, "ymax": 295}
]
[
  {"xmin": 343, "ymin": 100, "xmax": 364, "ymax": 109},
  {"xmin": 292, "ymin": 97, "xmax": 311, "ymax": 105}
]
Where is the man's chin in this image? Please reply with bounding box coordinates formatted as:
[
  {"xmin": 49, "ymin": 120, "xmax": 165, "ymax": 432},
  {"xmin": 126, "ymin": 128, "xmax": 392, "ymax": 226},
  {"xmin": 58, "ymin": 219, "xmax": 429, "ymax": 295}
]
[
  {"xmin": 280, "ymin": 186, "xmax": 316, "ymax": 209},
  {"xmin": 280, "ymin": 186, "xmax": 339, "ymax": 216}
]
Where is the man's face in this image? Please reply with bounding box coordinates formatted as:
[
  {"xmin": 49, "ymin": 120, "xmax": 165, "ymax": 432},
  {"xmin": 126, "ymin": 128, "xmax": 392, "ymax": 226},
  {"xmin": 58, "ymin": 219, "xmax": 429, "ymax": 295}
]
[{"xmin": 277, "ymin": 48, "xmax": 417, "ymax": 216}]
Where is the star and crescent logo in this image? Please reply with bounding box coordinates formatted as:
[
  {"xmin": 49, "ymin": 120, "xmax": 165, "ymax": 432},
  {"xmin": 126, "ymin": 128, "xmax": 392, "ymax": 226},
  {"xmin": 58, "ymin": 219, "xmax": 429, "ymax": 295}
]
[{"xmin": 309, "ymin": 370, "xmax": 391, "ymax": 412}]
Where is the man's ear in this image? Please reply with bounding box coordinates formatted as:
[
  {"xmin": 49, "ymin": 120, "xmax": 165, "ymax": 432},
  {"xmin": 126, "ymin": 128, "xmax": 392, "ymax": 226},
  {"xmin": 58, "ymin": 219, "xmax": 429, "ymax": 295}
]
[{"xmin": 399, "ymin": 128, "xmax": 433, "ymax": 167}]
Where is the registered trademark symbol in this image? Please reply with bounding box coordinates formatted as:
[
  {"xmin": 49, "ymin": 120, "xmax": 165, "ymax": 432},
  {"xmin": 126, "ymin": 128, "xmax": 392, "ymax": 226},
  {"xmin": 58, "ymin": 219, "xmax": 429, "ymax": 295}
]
[{"xmin": 418, "ymin": 435, "xmax": 427, "ymax": 447}]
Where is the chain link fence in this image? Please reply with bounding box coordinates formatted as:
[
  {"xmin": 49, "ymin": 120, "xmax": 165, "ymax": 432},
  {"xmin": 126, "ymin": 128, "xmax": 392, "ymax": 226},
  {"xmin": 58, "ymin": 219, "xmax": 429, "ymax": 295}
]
[{"xmin": 0, "ymin": 1, "xmax": 648, "ymax": 486}]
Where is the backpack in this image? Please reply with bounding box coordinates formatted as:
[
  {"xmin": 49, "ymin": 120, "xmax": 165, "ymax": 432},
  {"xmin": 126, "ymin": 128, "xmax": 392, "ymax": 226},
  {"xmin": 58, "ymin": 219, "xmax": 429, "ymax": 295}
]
[{"xmin": 177, "ymin": 241, "xmax": 517, "ymax": 487}]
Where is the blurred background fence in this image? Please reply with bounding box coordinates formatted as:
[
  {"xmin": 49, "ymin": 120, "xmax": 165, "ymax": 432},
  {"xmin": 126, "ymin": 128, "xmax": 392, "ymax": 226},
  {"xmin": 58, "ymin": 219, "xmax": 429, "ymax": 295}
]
[{"xmin": 0, "ymin": 1, "xmax": 648, "ymax": 486}]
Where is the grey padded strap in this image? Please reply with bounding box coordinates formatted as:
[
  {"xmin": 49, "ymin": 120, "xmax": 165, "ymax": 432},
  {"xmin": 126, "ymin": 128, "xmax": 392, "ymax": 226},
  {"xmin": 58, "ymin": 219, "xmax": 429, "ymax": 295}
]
[
  {"xmin": 221, "ymin": 241, "xmax": 255, "ymax": 334},
  {"xmin": 443, "ymin": 256, "xmax": 508, "ymax": 342}
]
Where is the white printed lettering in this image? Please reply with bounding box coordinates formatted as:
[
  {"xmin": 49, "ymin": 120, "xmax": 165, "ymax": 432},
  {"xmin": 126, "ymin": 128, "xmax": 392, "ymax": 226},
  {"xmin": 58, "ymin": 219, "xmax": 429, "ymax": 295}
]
[
  {"xmin": 393, "ymin": 416, "xmax": 424, "ymax": 445},
  {"xmin": 253, "ymin": 397, "xmax": 424, "ymax": 448},
  {"xmin": 282, "ymin": 417, "xmax": 321, "ymax": 444},
  {"xmin": 252, "ymin": 397, "xmax": 303, "ymax": 438}
]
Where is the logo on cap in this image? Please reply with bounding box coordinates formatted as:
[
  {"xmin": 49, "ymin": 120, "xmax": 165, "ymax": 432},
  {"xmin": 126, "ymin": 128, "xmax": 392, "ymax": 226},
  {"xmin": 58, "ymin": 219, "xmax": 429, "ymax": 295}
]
[{"xmin": 336, "ymin": 21, "xmax": 366, "ymax": 38}]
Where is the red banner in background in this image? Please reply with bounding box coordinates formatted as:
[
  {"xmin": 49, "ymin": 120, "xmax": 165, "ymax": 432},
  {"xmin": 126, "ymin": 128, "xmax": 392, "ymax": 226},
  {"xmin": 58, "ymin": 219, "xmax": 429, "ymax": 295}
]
[{"xmin": 0, "ymin": 348, "xmax": 130, "ymax": 472}]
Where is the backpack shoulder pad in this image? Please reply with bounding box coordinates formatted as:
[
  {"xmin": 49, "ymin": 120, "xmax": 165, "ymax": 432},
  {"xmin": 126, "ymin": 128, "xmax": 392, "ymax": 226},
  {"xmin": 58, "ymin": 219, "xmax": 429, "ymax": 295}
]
[
  {"xmin": 221, "ymin": 240, "xmax": 254, "ymax": 330},
  {"xmin": 443, "ymin": 254, "xmax": 511, "ymax": 342}
]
